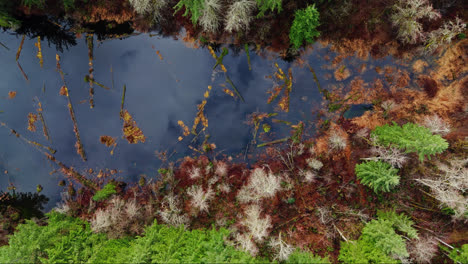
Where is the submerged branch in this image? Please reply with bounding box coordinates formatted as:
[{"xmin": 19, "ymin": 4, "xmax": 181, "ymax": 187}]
[
  {"xmin": 225, "ymin": 74, "xmax": 245, "ymax": 102},
  {"xmin": 45, "ymin": 154, "xmax": 98, "ymax": 191},
  {"xmin": 34, "ymin": 97, "xmax": 51, "ymax": 142},
  {"xmin": 0, "ymin": 41, "xmax": 9, "ymax": 50},
  {"xmin": 0, "ymin": 121, "xmax": 56, "ymax": 154},
  {"xmin": 110, "ymin": 65, "xmax": 114, "ymax": 90},
  {"xmin": 257, "ymin": 137, "xmax": 289, "ymax": 147},
  {"xmin": 120, "ymin": 84, "xmax": 126, "ymax": 119},
  {"xmin": 17, "ymin": 62, "xmax": 28, "ymax": 81},
  {"xmin": 245, "ymin": 44, "xmax": 252, "ymax": 71},
  {"xmin": 15, "ymin": 35, "xmax": 25, "ymax": 61},
  {"xmin": 56, "ymin": 54, "xmax": 87, "ymax": 161}
]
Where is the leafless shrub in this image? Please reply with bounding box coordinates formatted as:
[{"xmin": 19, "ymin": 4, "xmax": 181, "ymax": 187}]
[
  {"xmin": 91, "ymin": 208, "xmax": 114, "ymax": 232},
  {"xmin": 159, "ymin": 193, "xmax": 190, "ymax": 228},
  {"xmin": 90, "ymin": 197, "xmax": 125, "ymax": 234},
  {"xmin": 363, "ymin": 144, "xmax": 408, "ymax": 168},
  {"xmin": 151, "ymin": 0, "xmax": 170, "ymax": 23},
  {"xmin": 215, "ymin": 161, "xmax": 228, "ymax": 176},
  {"xmin": 237, "ymin": 168, "xmax": 282, "ymax": 203},
  {"xmin": 269, "ymin": 233, "xmax": 295, "ymax": 261},
  {"xmin": 200, "ymin": 0, "xmax": 221, "ymax": 32},
  {"xmin": 129, "ymin": 0, "xmax": 152, "ymax": 14},
  {"xmin": 308, "ymin": 146, "xmax": 315, "ymax": 155},
  {"xmin": 217, "ymin": 182, "xmax": 232, "ymax": 193},
  {"xmin": 301, "ymin": 170, "xmax": 316, "ymax": 183},
  {"xmin": 391, "ymin": 0, "xmax": 441, "ymax": 44},
  {"xmin": 416, "ymin": 158, "xmax": 468, "ymax": 220},
  {"xmin": 316, "ymin": 206, "xmax": 333, "ymax": 225},
  {"xmin": 355, "ymin": 128, "xmax": 370, "ymax": 139},
  {"xmin": 307, "ymin": 158, "xmax": 323, "ymax": 170},
  {"xmin": 187, "ymin": 185, "xmax": 214, "ymax": 213},
  {"xmin": 297, "ymin": 143, "xmax": 305, "ymax": 155},
  {"xmin": 425, "ymin": 17, "xmax": 466, "ymax": 53},
  {"xmin": 225, "ymin": 0, "xmax": 256, "ymax": 32},
  {"xmin": 129, "ymin": 0, "xmax": 169, "ymax": 23},
  {"xmin": 54, "ymin": 203, "xmax": 70, "ymax": 214},
  {"xmin": 124, "ymin": 199, "xmax": 139, "ymax": 218},
  {"xmin": 241, "ymin": 204, "xmax": 272, "ymax": 242},
  {"xmin": 329, "ymin": 131, "xmax": 347, "ymax": 151},
  {"xmin": 235, "ymin": 233, "xmax": 259, "ymax": 256},
  {"xmin": 408, "ymin": 236, "xmax": 438, "ymax": 263},
  {"xmin": 422, "ymin": 115, "xmax": 451, "ymax": 135},
  {"xmin": 208, "ymin": 175, "xmax": 220, "ymax": 186},
  {"xmin": 189, "ymin": 166, "xmax": 201, "ymax": 180},
  {"xmin": 381, "ymin": 100, "xmax": 398, "ymax": 112}
]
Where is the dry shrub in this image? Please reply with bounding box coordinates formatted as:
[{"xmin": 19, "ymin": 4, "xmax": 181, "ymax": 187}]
[
  {"xmin": 85, "ymin": 1, "xmax": 134, "ymax": 24},
  {"xmin": 408, "ymin": 236, "xmax": 438, "ymax": 263},
  {"xmin": 187, "ymin": 185, "xmax": 214, "ymax": 214},
  {"xmin": 159, "ymin": 193, "xmax": 190, "ymax": 228},
  {"xmin": 416, "ymin": 158, "xmax": 468, "ymax": 220},
  {"xmin": 240, "ymin": 204, "xmax": 272, "ymax": 242},
  {"xmin": 90, "ymin": 197, "xmax": 153, "ymax": 238},
  {"xmin": 236, "ymin": 168, "xmax": 282, "ymax": 203}
]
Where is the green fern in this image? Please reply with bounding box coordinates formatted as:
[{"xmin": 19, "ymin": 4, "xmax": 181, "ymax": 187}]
[
  {"xmin": 289, "ymin": 5, "xmax": 320, "ymax": 49},
  {"xmin": 256, "ymin": 0, "xmax": 282, "ymax": 18},
  {"xmin": 371, "ymin": 122, "xmax": 448, "ymax": 161},
  {"xmin": 377, "ymin": 210, "xmax": 418, "ymax": 239},
  {"xmin": 22, "ymin": 0, "xmax": 45, "ymax": 8},
  {"xmin": 174, "ymin": 0, "xmax": 205, "ymax": 25},
  {"xmin": 0, "ymin": 213, "xmax": 268, "ymax": 263},
  {"xmin": 339, "ymin": 212, "xmax": 415, "ymax": 263},
  {"xmin": 286, "ymin": 250, "xmax": 330, "ymax": 263},
  {"xmin": 448, "ymin": 244, "xmax": 468, "ymax": 264},
  {"xmin": 62, "ymin": 0, "xmax": 75, "ymax": 11},
  {"xmin": 355, "ymin": 161, "xmax": 400, "ymax": 193}
]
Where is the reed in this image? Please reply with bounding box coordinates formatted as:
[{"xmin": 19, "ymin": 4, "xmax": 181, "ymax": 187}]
[
  {"xmin": 87, "ymin": 34, "xmax": 95, "ymax": 108},
  {"xmin": 35, "ymin": 36, "xmax": 43, "ymax": 68},
  {"xmin": 15, "ymin": 35, "xmax": 25, "ymax": 61},
  {"xmin": 34, "ymin": 97, "xmax": 51, "ymax": 142}
]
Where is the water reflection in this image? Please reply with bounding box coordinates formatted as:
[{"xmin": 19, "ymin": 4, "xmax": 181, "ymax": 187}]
[{"xmin": 0, "ymin": 32, "xmax": 404, "ymax": 209}]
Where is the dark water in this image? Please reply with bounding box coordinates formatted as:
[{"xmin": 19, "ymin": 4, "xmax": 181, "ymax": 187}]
[{"xmin": 0, "ymin": 32, "xmax": 405, "ymax": 209}]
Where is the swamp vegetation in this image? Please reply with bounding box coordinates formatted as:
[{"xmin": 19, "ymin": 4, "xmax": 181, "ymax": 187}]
[{"xmin": 0, "ymin": 0, "xmax": 467, "ymax": 263}]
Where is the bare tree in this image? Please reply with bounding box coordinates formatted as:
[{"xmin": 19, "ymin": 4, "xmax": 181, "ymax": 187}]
[{"xmin": 416, "ymin": 158, "xmax": 468, "ymax": 220}]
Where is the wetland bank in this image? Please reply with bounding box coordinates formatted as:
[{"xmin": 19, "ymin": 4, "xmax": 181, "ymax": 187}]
[{"xmin": 0, "ymin": 0, "xmax": 467, "ymax": 262}]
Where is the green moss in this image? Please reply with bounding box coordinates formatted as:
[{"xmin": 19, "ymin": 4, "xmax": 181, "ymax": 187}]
[{"xmin": 92, "ymin": 183, "xmax": 117, "ymax": 202}]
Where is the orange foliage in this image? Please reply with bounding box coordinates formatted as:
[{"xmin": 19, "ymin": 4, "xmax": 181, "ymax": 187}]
[
  {"xmin": 8, "ymin": 91, "xmax": 16, "ymax": 99},
  {"xmin": 334, "ymin": 66, "xmax": 351, "ymax": 81},
  {"xmin": 100, "ymin": 135, "xmax": 116, "ymax": 147},
  {"xmin": 27, "ymin": 113, "xmax": 38, "ymax": 132},
  {"xmin": 34, "ymin": 36, "xmax": 43, "ymax": 68},
  {"xmin": 84, "ymin": 1, "xmax": 134, "ymax": 24},
  {"xmin": 122, "ymin": 110, "xmax": 146, "ymax": 144},
  {"xmin": 59, "ymin": 86, "xmax": 68, "ymax": 96},
  {"xmin": 266, "ymin": 63, "xmax": 293, "ymax": 112},
  {"xmin": 223, "ymin": 88, "xmax": 235, "ymax": 98},
  {"xmin": 177, "ymin": 120, "xmax": 190, "ymax": 136}
]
